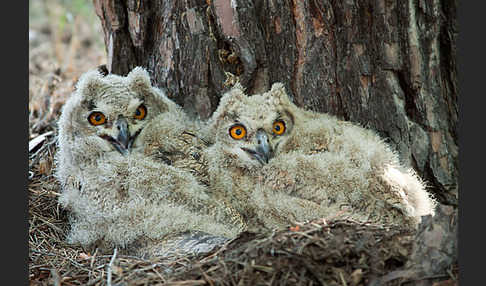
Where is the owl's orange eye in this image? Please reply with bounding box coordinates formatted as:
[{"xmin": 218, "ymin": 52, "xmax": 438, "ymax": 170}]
[
  {"xmin": 272, "ymin": 120, "xmax": 286, "ymax": 135},
  {"xmin": 134, "ymin": 104, "xmax": 147, "ymax": 120},
  {"xmin": 88, "ymin": 112, "xmax": 106, "ymax": 126},
  {"xmin": 229, "ymin": 124, "xmax": 246, "ymax": 140}
]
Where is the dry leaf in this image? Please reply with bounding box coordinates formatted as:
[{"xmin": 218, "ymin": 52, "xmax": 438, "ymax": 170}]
[{"xmin": 289, "ymin": 225, "xmax": 300, "ymax": 231}]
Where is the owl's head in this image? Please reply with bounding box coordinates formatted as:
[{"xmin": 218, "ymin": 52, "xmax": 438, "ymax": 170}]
[
  {"xmin": 58, "ymin": 67, "xmax": 176, "ymax": 156},
  {"xmin": 208, "ymin": 83, "xmax": 296, "ymax": 169}
]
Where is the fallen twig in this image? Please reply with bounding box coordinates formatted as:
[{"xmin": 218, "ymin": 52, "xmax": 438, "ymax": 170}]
[{"xmin": 107, "ymin": 247, "xmax": 118, "ymax": 286}]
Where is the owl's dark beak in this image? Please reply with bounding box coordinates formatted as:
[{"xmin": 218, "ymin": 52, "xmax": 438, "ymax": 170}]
[
  {"xmin": 100, "ymin": 116, "xmax": 141, "ymax": 155},
  {"xmin": 110, "ymin": 116, "xmax": 142, "ymax": 154},
  {"xmin": 242, "ymin": 129, "xmax": 274, "ymax": 165},
  {"xmin": 255, "ymin": 129, "xmax": 273, "ymax": 163},
  {"xmin": 115, "ymin": 116, "xmax": 131, "ymax": 153}
]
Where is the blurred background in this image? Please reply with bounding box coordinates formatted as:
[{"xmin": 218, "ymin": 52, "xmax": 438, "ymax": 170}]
[{"xmin": 29, "ymin": 0, "xmax": 106, "ymax": 136}]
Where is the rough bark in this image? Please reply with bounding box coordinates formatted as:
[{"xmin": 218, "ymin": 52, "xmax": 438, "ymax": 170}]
[{"xmin": 93, "ymin": 0, "xmax": 458, "ymax": 205}]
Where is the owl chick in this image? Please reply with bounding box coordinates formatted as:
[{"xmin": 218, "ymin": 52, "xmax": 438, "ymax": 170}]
[
  {"xmin": 204, "ymin": 83, "xmax": 436, "ymax": 231},
  {"xmin": 55, "ymin": 67, "xmax": 243, "ymax": 256}
]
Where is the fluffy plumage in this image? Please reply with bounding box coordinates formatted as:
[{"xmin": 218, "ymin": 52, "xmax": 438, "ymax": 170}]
[
  {"xmin": 204, "ymin": 82, "xmax": 436, "ymax": 231},
  {"xmin": 55, "ymin": 67, "xmax": 243, "ymax": 256},
  {"xmin": 137, "ymin": 109, "xmax": 211, "ymax": 185}
]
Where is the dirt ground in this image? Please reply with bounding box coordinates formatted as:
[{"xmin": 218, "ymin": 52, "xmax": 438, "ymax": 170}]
[{"xmin": 28, "ymin": 1, "xmax": 458, "ymax": 285}]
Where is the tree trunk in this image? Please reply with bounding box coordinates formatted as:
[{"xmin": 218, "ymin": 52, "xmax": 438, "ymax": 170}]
[{"xmin": 93, "ymin": 0, "xmax": 458, "ymax": 205}]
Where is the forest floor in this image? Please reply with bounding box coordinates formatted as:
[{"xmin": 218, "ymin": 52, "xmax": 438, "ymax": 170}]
[{"xmin": 28, "ymin": 1, "xmax": 458, "ymax": 285}]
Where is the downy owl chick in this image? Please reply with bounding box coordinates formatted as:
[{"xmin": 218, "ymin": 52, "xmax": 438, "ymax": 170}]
[
  {"xmin": 204, "ymin": 83, "xmax": 436, "ymax": 231},
  {"xmin": 55, "ymin": 67, "xmax": 243, "ymax": 257}
]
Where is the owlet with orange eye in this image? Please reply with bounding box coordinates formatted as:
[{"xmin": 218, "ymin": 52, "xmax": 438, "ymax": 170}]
[
  {"xmin": 202, "ymin": 81, "xmax": 437, "ymax": 234},
  {"xmin": 56, "ymin": 67, "xmax": 244, "ymax": 258},
  {"xmin": 88, "ymin": 111, "xmax": 106, "ymax": 126},
  {"xmin": 272, "ymin": 120, "xmax": 286, "ymax": 135},
  {"xmin": 134, "ymin": 104, "xmax": 147, "ymax": 120},
  {"xmin": 229, "ymin": 124, "xmax": 246, "ymax": 140}
]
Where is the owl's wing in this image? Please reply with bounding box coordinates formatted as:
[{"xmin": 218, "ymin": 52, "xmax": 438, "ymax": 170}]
[
  {"xmin": 145, "ymin": 131, "xmax": 210, "ymax": 185},
  {"xmin": 261, "ymin": 151, "xmax": 423, "ymax": 229},
  {"xmin": 128, "ymin": 231, "xmax": 229, "ymax": 259},
  {"xmin": 139, "ymin": 113, "xmax": 211, "ymax": 184},
  {"xmin": 168, "ymin": 131, "xmax": 211, "ymax": 185}
]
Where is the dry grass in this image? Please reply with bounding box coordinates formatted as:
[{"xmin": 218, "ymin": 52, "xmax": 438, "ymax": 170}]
[{"xmin": 28, "ymin": 1, "xmax": 458, "ymax": 285}]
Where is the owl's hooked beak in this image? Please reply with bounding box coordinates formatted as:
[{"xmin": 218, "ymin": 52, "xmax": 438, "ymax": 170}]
[
  {"xmin": 115, "ymin": 116, "xmax": 131, "ymax": 153},
  {"xmin": 241, "ymin": 129, "xmax": 274, "ymax": 165},
  {"xmin": 102, "ymin": 116, "xmax": 141, "ymax": 155}
]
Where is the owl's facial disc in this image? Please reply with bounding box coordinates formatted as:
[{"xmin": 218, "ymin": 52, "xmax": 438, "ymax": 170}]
[{"xmin": 241, "ymin": 129, "xmax": 274, "ymax": 165}]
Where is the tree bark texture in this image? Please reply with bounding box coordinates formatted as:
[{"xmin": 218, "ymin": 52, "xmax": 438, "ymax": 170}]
[{"xmin": 93, "ymin": 0, "xmax": 458, "ymax": 205}]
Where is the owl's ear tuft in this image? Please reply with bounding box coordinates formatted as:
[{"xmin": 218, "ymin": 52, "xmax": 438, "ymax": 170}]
[
  {"xmin": 127, "ymin": 67, "xmax": 152, "ymax": 92},
  {"xmin": 207, "ymin": 85, "xmax": 247, "ymax": 135},
  {"xmin": 217, "ymin": 84, "xmax": 247, "ymax": 112},
  {"xmin": 269, "ymin": 82, "xmax": 293, "ymax": 106},
  {"xmin": 128, "ymin": 67, "xmax": 175, "ymax": 113},
  {"xmin": 75, "ymin": 69, "xmax": 105, "ymax": 100}
]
